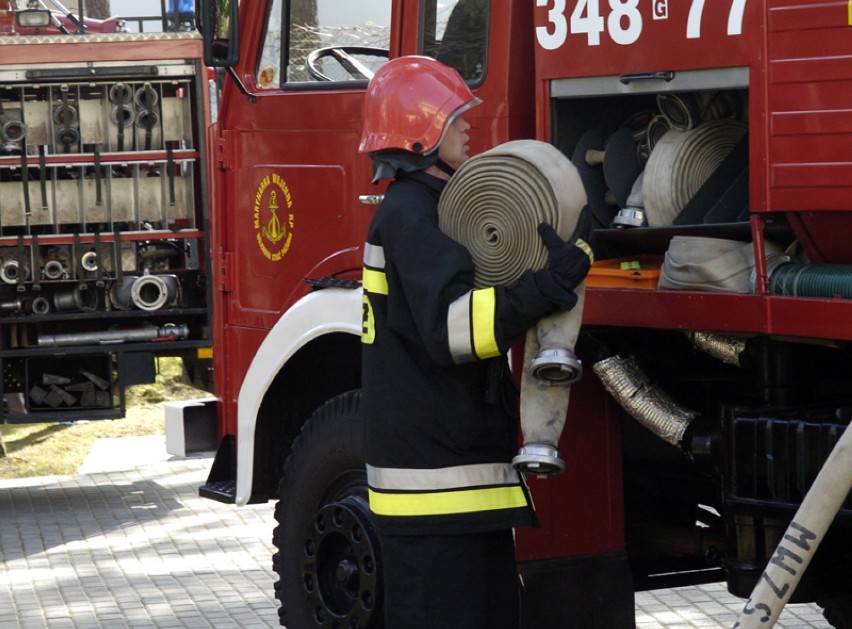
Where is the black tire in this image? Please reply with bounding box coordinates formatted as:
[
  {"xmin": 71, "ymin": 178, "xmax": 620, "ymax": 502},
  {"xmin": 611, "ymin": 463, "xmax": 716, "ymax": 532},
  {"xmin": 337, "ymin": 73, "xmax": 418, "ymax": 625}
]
[
  {"xmin": 821, "ymin": 596, "xmax": 852, "ymax": 629},
  {"xmin": 272, "ymin": 390, "xmax": 383, "ymax": 628}
]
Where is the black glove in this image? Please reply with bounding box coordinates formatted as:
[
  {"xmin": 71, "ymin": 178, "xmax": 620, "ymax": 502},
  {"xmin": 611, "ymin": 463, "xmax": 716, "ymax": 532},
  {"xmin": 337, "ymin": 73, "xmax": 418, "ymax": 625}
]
[{"xmin": 533, "ymin": 206, "xmax": 595, "ymax": 310}]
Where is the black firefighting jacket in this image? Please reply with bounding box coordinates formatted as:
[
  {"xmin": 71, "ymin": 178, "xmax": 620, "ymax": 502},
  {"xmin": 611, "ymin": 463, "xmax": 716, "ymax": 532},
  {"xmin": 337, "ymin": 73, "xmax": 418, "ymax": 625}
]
[{"xmin": 361, "ymin": 170, "xmax": 559, "ymax": 536}]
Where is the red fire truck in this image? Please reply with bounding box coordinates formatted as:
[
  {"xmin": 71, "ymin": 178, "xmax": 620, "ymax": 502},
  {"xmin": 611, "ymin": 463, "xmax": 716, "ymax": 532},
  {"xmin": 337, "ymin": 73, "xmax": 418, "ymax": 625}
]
[
  {"xmin": 191, "ymin": 0, "xmax": 852, "ymax": 626},
  {"xmin": 0, "ymin": 2, "xmax": 211, "ymax": 424}
]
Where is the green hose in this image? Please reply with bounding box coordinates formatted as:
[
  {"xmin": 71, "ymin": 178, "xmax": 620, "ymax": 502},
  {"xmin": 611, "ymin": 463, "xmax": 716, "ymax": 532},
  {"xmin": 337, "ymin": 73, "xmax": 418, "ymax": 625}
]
[{"xmin": 769, "ymin": 263, "xmax": 852, "ymax": 299}]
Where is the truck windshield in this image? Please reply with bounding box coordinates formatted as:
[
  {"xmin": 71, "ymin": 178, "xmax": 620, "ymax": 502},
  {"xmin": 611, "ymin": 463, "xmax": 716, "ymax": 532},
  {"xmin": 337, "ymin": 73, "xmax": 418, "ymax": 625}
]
[{"xmin": 257, "ymin": 0, "xmax": 391, "ymax": 88}]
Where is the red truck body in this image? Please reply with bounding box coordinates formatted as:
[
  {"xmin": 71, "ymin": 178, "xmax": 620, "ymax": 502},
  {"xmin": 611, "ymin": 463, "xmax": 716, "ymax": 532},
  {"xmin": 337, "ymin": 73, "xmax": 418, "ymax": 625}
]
[{"xmin": 195, "ymin": 1, "xmax": 852, "ymax": 626}]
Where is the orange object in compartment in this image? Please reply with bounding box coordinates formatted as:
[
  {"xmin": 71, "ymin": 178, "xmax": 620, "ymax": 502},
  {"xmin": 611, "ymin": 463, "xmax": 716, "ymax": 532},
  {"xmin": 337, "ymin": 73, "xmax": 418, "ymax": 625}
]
[{"xmin": 585, "ymin": 255, "xmax": 663, "ymax": 290}]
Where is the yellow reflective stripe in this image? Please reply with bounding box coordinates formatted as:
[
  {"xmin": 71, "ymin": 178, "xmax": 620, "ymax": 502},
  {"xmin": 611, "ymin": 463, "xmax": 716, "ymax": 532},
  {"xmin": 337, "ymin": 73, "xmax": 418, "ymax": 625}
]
[
  {"xmin": 362, "ymin": 293, "xmax": 376, "ymax": 344},
  {"xmin": 471, "ymin": 287, "xmax": 499, "ymax": 359},
  {"xmin": 369, "ymin": 485, "xmax": 528, "ymax": 517},
  {"xmin": 575, "ymin": 238, "xmax": 594, "ymax": 264},
  {"xmin": 362, "ymin": 268, "xmax": 388, "ymax": 295}
]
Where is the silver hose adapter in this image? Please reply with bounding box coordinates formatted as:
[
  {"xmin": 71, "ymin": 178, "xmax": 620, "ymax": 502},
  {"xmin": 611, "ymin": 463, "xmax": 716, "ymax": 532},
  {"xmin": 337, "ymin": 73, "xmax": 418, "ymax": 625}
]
[{"xmin": 593, "ymin": 355, "xmax": 697, "ymax": 448}]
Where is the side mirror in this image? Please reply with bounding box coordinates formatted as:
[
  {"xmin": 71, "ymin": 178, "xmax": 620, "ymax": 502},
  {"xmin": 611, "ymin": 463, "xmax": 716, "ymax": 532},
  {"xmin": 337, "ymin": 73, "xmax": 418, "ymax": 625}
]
[
  {"xmin": 200, "ymin": 0, "xmax": 240, "ymax": 67},
  {"xmin": 16, "ymin": 9, "xmax": 52, "ymax": 28}
]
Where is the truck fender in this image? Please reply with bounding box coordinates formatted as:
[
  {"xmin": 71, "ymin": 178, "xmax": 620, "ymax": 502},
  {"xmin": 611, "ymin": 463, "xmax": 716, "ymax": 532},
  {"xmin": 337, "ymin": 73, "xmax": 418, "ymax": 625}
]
[{"xmin": 235, "ymin": 286, "xmax": 362, "ymax": 505}]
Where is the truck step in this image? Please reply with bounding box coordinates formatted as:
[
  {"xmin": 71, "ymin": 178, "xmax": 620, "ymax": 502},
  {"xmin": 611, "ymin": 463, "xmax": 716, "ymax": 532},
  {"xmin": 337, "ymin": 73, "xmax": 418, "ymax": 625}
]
[{"xmin": 198, "ymin": 480, "xmax": 236, "ymax": 504}]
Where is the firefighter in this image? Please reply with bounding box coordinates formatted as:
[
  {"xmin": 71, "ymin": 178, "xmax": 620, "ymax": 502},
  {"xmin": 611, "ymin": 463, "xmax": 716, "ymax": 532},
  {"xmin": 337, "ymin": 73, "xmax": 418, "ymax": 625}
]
[{"xmin": 358, "ymin": 55, "xmax": 594, "ymax": 629}]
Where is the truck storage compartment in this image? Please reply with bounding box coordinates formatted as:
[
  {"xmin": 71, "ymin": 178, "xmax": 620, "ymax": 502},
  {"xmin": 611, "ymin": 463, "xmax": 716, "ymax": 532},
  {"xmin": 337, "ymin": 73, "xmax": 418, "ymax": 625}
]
[
  {"xmin": 0, "ymin": 57, "xmax": 209, "ymax": 423},
  {"xmin": 25, "ymin": 353, "xmax": 115, "ymax": 412},
  {"xmin": 550, "ymin": 68, "xmax": 752, "ymax": 238},
  {"xmin": 551, "ymin": 68, "xmax": 805, "ymax": 300}
]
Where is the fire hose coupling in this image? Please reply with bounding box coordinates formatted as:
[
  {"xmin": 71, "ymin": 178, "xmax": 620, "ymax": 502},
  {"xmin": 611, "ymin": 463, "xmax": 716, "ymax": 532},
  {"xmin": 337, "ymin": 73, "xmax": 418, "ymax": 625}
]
[
  {"xmin": 81, "ymin": 251, "xmax": 99, "ymax": 273},
  {"xmin": 136, "ymin": 108, "xmax": 160, "ymax": 131},
  {"xmin": 529, "ymin": 347, "xmax": 582, "ymax": 385},
  {"xmin": 0, "ymin": 259, "xmax": 28, "ymax": 284},
  {"xmin": 109, "ymin": 83, "xmax": 134, "ymax": 105},
  {"xmin": 512, "ymin": 443, "xmax": 565, "ymax": 476},
  {"xmin": 52, "ymin": 104, "xmax": 78, "ymax": 127},
  {"xmin": 31, "ymin": 295, "xmax": 51, "ymax": 315},
  {"xmin": 134, "ymin": 83, "xmax": 159, "ymax": 110},
  {"xmin": 37, "ymin": 324, "xmax": 190, "ymax": 348},
  {"xmin": 1, "ymin": 117, "xmax": 25, "ymax": 143},
  {"xmin": 42, "ymin": 259, "xmax": 66, "ymax": 281},
  {"xmin": 110, "ymin": 104, "xmax": 136, "ymax": 127},
  {"xmin": 612, "ymin": 207, "xmax": 646, "ymax": 228},
  {"xmin": 112, "ymin": 274, "xmax": 180, "ymax": 311}
]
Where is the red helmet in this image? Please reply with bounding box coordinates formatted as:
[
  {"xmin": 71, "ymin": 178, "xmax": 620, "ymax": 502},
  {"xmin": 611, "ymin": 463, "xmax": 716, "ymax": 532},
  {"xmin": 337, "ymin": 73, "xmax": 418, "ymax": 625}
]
[{"xmin": 359, "ymin": 56, "xmax": 482, "ymax": 155}]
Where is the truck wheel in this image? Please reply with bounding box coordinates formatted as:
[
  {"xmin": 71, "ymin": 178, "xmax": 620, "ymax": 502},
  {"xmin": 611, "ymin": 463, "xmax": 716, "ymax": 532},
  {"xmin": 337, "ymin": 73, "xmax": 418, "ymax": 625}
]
[
  {"xmin": 272, "ymin": 390, "xmax": 383, "ymax": 628},
  {"xmin": 821, "ymin": 596, "xmax": 852, "ymax": 629}
]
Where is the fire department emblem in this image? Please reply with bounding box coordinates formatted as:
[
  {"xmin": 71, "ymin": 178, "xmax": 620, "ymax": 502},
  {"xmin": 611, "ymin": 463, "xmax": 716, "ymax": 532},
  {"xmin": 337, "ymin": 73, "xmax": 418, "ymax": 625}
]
[{"xmin": 253, "ymin": 174, "xmax": 295, "ymax": 261}]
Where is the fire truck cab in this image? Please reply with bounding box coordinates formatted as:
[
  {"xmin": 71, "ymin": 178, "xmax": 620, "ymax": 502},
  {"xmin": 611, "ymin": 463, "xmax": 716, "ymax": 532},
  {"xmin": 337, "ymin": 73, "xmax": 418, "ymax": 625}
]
[{"xmin": 197, "ymin": 0, "xmax": 852, "ymax": 626}]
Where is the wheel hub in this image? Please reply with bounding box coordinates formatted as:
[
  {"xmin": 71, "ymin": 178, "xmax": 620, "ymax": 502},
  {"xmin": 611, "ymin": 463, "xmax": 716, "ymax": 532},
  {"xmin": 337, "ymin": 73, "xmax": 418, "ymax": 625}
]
[{"xmin": 301, "ymin": 495, "xmax": 381, "ymax": 628}]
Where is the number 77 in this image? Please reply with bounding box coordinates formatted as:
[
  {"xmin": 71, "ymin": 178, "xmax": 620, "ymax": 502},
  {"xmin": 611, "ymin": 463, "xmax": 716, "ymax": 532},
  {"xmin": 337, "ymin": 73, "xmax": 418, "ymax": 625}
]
[{"xmin": 687, "ymin": 0, "xmax": 747, "ymax": 39}]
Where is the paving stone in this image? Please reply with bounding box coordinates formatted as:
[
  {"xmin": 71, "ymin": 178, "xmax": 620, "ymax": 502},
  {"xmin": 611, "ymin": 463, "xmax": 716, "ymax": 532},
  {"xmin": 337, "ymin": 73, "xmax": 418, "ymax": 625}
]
[{"xmin": 0, "ymin": 437, "xmax": 833, "ymax": 628}]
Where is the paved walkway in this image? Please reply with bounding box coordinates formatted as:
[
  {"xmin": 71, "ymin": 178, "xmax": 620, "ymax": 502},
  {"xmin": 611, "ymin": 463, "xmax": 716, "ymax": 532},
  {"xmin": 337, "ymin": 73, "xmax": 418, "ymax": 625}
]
[{"xmin": 0, "ymin": 436, "xmax": 832, "ymax": 628}]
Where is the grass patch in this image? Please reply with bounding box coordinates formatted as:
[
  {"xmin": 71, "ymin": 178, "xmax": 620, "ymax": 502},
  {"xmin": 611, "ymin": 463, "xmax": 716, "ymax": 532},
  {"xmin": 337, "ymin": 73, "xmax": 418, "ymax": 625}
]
[{"xmin": 0, "ymin": 357, "xmax": 208, "ymax": 479}]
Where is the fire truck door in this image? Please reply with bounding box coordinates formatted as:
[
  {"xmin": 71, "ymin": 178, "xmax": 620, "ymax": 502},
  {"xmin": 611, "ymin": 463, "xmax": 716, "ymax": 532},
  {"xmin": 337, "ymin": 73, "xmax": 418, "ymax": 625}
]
[{"xmin": 220, "ymin": 0, "xmax": 393, "ymax": 329}]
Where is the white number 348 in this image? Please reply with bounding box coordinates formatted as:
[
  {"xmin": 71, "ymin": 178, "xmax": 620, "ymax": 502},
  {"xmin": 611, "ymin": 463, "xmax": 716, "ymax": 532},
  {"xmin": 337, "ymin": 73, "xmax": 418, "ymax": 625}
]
[{"xmin": 536, "ymin": 0, "xmax": 747, "ymax": 50}]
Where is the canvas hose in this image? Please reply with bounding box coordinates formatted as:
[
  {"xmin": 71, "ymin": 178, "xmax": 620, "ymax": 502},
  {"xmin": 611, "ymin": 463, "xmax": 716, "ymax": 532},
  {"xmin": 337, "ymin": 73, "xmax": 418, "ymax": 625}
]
[
  {"xmin": 438, "ymin": 139, "xmax": 588, "ymax": 473},
  {"xmin": 438, "ymin": 139, "xmax": 587, "ymax": 287},
  {"xmin": 735, "ymin": 419, "xmax": 852, "ymax": 629},
  {"xmin": 644, "ymin": 119, "xmax": 747, "ymax": 226}
]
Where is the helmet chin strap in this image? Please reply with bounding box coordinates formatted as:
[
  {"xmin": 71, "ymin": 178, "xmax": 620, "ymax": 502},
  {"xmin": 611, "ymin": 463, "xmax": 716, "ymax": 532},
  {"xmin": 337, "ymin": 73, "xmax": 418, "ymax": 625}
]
[{"xmin": 436, "ymin": 158, "xmax": 457, "ymax": 177}]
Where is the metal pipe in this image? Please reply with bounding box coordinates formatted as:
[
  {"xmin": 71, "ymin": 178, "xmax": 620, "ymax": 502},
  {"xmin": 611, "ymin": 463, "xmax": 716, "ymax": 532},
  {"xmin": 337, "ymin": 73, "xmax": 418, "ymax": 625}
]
[
  {"xmin": 1, "ymin": 297, "xmax": 22, "ymax": 312},
  {"xmin": 53, "ymin": 288, "xmax": 98, "ymax": 312},
  {"xmin": 37, "ymin": 324, "xmax": 189, "ymax": 347}
]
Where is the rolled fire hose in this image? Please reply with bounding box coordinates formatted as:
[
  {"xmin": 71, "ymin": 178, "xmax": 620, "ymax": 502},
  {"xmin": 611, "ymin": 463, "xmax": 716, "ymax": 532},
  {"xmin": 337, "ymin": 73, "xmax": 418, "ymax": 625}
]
[
  {"xmin": 644, "ymin": 119, "xmax": 747, "ymax": 226},
  {"xmin": 438, "ymin": 139, "xmax": 588, "ymax": 475},
  {"xmin": 734, "ymin": 419, "xmax": 852, "ymax": 629}
]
